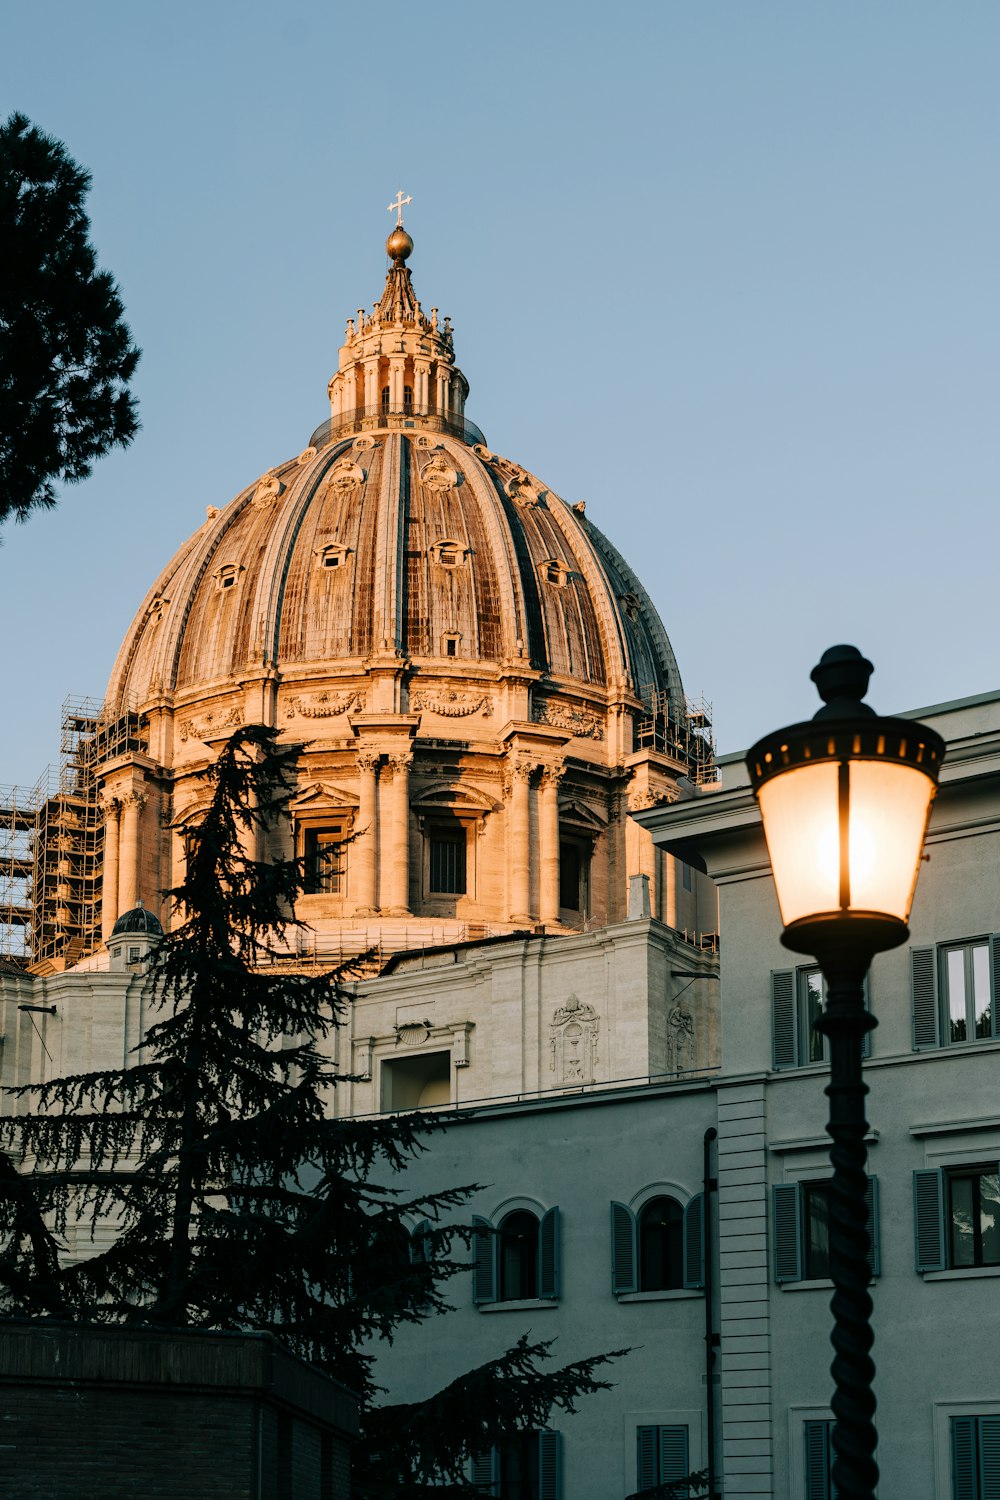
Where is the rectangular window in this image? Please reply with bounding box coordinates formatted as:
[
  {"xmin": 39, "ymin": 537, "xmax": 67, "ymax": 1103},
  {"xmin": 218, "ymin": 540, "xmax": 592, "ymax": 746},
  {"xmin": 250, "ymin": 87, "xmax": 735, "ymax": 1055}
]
[
  {"xmin": 636, "ymin": 1424, "xmax": 689, "ymax": 1493},
  {"xmin": 774, "ymin": 1177, "xmax": 879, "ymax": 1283},
  {"xmin": 304, "ymin": 826, "xmax": 345, "ymax": 894},
  {"xmin": 802, "ymin": 1181, "xmax": 832, "ymax": 1280},
  {"xmin": 949, "ymin": 1168, "xmax": 1000, "ymax": 1270},
  {"xmin": 772, "ymin": 968, "xmax": 871, "ymax": 1069},
  {"xmin": 429, "ymin": 822, "xmax": 467, "ymax": 894},
  {"xmin": 911, "ymin": 937, "xmax": 999, "ymax": 1049},
  {"xmin": 472, "ymin": 1430, "xmax": 561, "ymax": 1499},
  {"xmin": 951, "ymin": 1414, "xmax": 1000, "ymax": 1499},
  {"xmin": 558, "ymin": 840, "xmax": 590, "ymax": 914}
]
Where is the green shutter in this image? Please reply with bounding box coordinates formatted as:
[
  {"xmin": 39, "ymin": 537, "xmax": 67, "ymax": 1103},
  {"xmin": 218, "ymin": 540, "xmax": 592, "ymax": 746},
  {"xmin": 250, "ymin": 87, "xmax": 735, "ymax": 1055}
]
[
  {"xmin": 538, "ymin": 1429, "xmax": 561, "ymax": 1500},
  {"xmin": 804, "ymin": 1420, "xmax": 832, "ymax": 1500},
  {"xmin": 913, "ymin": 1169, "xmax": 946, "ymax": 1273},
  {"xmin": 990, "ymin": 935, "xmax": 1000, "ymax": 1039},
  {"xmin": 409, "ymin": 1217, "xmax": 431, "ymax": 1264},
  {"xmin": 470, "ymin": 1449, "xmax": 499, "ymax": 1495},
  {"xmin": 538, "ymin": 1206, "xmax": 560, "ymax": 1300},
  {"xmin": 773, "ymin": 1183, "xmax": 803, "ymax": 1282},
  {"xmin": 611, "ymin": 1201, "xmax": 637, "ymax": 1294},
  {"xmin": 772, "ymin": 969, "xmax": 797, "ymax": 1068},
  {"xmin": 473, "ymin": 1215, "xmax": 497, "ymax": 1304},
  {"xmin": 911, "ymin": 946, "xmax": 939, "ymax": 1048},
  {"xmin": 952, "ymin": 1417, "xmax": 977, "ymax": 1500},
  {"xmin": 981, "ymin": 1416, "xmax": 1000, "ymax": 1500},
  {"xmin": 636, "ymin": 1427, "xmax": 659, "ymax": 1492},
  {"xmin": 864, "ymin": 1176, "xmax": 880, "ymax": 1278},
  {"xmin": 682, "ymin": 1192, "xmax": 705, "ymax": 1290},
  {"xmin": 660, "ymin": 1424, "xmax": 690, "ymax": 1483}
]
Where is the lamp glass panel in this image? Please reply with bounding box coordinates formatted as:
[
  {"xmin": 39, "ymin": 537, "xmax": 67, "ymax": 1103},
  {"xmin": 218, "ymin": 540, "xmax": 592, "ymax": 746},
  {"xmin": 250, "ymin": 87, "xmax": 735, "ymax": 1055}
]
[
  {"xmin": 757, "ymin": 761, "xmax": 840, "ymax": 927},
  {"xmin": 845, "ymin": 760, "xmax": 935, "ymax": 921}
]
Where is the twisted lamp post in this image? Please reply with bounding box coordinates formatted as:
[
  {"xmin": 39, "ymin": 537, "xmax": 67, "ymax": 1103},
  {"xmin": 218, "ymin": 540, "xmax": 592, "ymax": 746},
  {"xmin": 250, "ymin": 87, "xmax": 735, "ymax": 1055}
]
[{"xmin": 746, "ymin": 646, "xmax": 945, "ymax": 1500}]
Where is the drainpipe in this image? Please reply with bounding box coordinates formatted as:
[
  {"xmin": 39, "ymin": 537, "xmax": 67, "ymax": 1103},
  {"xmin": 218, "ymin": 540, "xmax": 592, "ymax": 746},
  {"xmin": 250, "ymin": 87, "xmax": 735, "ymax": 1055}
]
[{"xmin": 704, "ymin": 1126, "xmax": 720, "ymax": 1498}]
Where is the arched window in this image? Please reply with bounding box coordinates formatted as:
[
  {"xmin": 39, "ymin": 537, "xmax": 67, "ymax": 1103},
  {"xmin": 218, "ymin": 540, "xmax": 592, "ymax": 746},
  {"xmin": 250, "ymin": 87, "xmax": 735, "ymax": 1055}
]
[
  {"xmin": 637, "ymin": 1196, "xmax": 684, "ymax": 1291},
  {"xmin": 403, "ymin": 383, "xmax": 414, "ymax": 413},
  {"xmin": 499, "ymin": 1209, "xmax": 539, "ymax": 1300},
  {"xmin": 380, "ymin": 384, "xmax": 390, "ymax": 413}
]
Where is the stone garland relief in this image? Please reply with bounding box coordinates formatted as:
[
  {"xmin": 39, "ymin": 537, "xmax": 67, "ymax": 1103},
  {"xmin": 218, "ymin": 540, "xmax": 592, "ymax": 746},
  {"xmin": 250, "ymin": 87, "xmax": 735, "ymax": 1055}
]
[
  {"xmin": 420, "ymin": 458, "xmax": 461, "ymax": 491},
  {"xmin": 327, "ymin": 459, "xmax": 366, "ymax": 493},
  {"xmin": 411, "ymin": 690, "xmax": 493, "ymax": 718},
  {"xmin": 252, "ymin": 473, "xmax": 285, "ymax": 508},
  {"xmin": 532, "ymin": 699, "xmax": 604, "ymax": 741},
  {"xmin": 285, "ymin": 690, "xmax": 364, "ymax": 720},
  {"xmin": 178, "ymin": 706, "xmax": 243, "ymax": 743},
  {"xmin": 550, "ymin": 995, "xmax": 599, "ymax": 1085}
]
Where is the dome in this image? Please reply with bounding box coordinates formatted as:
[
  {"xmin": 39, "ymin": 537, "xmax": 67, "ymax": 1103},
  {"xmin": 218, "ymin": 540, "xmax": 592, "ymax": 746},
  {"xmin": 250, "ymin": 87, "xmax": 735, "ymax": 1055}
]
[
  {"xmin": 111, "ymin": 903, "xmax": 164, "ymax": 937},
  {"xmin": 92, "ymin": 221, "xmax": 712, "ymax": 958}
]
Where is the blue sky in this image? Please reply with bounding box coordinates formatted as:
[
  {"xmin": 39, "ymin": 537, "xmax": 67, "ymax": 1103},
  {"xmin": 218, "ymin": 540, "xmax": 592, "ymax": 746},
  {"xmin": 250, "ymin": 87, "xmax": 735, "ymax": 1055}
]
[{"xmin": 1, "ymin": 1, "xmax": 998, "ymax": 785}]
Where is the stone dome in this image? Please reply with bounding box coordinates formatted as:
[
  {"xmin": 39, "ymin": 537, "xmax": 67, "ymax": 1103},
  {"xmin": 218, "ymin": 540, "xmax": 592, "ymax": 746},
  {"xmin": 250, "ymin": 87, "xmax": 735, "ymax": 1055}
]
[
  {"xmin": 94, "ymin": 224, "xmax": 711, "ymax": 957},
  {"xmin": 111, "ymin": 903, "xmax": 163, "ymax": 937}
]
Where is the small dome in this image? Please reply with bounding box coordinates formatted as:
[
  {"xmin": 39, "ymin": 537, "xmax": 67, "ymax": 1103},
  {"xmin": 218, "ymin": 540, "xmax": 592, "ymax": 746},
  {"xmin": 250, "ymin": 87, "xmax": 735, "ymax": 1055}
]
[{"xmin": 111, "ymin": 903, "xmax": 164, "ymax": 938}]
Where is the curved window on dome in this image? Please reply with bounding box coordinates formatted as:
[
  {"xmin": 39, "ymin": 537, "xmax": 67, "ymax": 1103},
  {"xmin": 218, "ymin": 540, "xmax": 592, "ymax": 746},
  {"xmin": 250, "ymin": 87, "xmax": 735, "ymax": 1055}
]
[
  {"xmin": 637, "ymin": 1196, "xmax": 684, "ymax": 1292},
  {"xmin": 499, "ymin": 1210, "xmax": 539, "ymax": 1301},
  {"xmin": 215, "ymin": 564, "xmax": 240, "ymax": 592},
  {"xmin": 541, "ymin": 559, "xmax": 570, "ymax": 588},
  {"xmin": 430, "ymin": 540, "xmax": 464, "ymax": 567},
  {"xmin": 317, "ymin": 545, "xmax": 349, "ymax": 571}
]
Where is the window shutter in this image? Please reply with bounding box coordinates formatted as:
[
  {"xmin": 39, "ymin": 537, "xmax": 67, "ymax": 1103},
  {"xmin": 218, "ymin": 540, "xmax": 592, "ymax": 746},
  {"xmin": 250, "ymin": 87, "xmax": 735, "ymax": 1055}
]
[
  {"xmin": 772, "ymin": 969, "xmax": 797, "ymax": 1068},
  {"xmin": 804, "ymin": 1420, "xmax": 832, "ymax": 1500},
  {"xmin": 473, "ymin": 1215, "xmax": 497, "ymax": 1304},
  {"xmin": 913, "ymin": 1169, "xmax": 946, "ymax": 1273},
  {"xmin": 911, "ymin": 946, "xmax": 939, "ymax": 1048},
  {"xmin": 409, "ymin": 1217, "xmax": 431, "ymax": 1265},
  {"xmin": 659, "ymin": 1424, "xmax": 690, "ymax": 1483},
  {"xmin": 952, "ymin": 1417, "xmax": 977, "ymax": 1500},
  {"xmin": 610, "ymin": 1201, "xmax": 637, "ymax": 1295},
  {"xmin": 773, "ymin": 1183, "xmax": 803, "ymax": 1282},
  {"xmin": 538, "ymin": 1429, "xmax": 561, "ymax": 1500},
  {"xmin": 538, "ymin": 1206, "xmax": 560, "ymax": 1300},
  {"xmin": 636, "ymin": 1427, "xmax": 659, "ymax": 1492},
  {"xmin": 682, "ymin": 1192, "xmax": 705, "ymax": 1290},
  {"xmin": 990, "ymin": 934, "xmax": 1000, "ymax": 1039},
  {"xmin": 864, "ymin": 1176, "xmax": 880, "ymax": 1278},
  {"xmin": 470, "ymin": 1448, "xmax": 499, "ymax": 1495},
  {"xmin": 980, "ymin": 1416, "xmax": 1000, "ymax": 1500}
]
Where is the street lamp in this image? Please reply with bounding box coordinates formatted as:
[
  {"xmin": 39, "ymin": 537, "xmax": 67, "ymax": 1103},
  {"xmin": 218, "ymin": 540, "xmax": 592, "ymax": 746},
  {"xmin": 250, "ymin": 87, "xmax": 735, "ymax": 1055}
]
[{"xmin": 746, "ymin": 646, "xmax": 945, "ymax": 1500}]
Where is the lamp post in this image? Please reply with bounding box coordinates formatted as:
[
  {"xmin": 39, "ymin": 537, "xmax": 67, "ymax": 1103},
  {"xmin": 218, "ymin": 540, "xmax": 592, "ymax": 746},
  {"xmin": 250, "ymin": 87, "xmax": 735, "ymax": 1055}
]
[{"xmin": 746, "ymin": 646, "xmax": 945, "ymax": 1500}]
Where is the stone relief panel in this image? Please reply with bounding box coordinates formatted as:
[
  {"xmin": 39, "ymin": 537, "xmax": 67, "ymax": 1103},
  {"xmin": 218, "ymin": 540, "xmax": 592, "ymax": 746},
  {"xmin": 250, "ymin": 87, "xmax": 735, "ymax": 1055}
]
[
  {"xmin": 666, "ymin": 994, "xmax": 696, "ymax": 1074},
  {"xmin": 327, "ymin": 459, "xmax": 366, "ymax": 493},
  {"xmin": 285, "ymin": 690, "xmax": 364, "ymax": 720},
  {"xmin": 420, "ymin": 458, "xmax": 461, "ymax": 491},
  {"xmin": 178, "ymin": 705, "xmax": 243, "ymax": 743},
  {"xmin": 411, "ymin": 690, "xmax": 493, "ymax": 718},
  {"xmin": 549, "ymin": 995, "xmax": 599, "ymax": 1085},
  {"xmin": 252, "ymin": 472, "xmax": 285, "ymax": 508},
  {"xmin": 533, "ymin": 699, "xmax": 604, "ymax": 741}
]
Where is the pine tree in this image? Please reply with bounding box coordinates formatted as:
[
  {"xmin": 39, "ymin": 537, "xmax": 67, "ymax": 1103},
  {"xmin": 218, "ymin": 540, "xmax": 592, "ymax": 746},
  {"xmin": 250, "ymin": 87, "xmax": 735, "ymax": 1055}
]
[
  {"xmin": 0, "ymin": 725, "xmax": 622, "ymax": 1494},
  {"xmin": 0, "ymin": 112, "xmax": 140, "ymax": 526}
]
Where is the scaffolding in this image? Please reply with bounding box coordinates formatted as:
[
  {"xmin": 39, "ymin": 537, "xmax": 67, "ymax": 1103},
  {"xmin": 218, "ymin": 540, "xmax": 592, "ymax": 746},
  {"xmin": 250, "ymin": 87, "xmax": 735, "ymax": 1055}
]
[
  {"xmin": 636, "ymin": 688, "xmax": 719, "ymax": 785},
  {"xmin": 0, "ymin": 697, "xmax": 148, "ymax": 967}
]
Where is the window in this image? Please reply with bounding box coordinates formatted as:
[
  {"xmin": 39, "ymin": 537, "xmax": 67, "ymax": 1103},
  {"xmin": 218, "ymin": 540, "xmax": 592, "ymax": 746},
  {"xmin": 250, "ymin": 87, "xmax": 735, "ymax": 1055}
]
[
  {"xmin": 428, "ymin": 819, "xmax": 467, "ymax": 895},
  {"xmin": 430, "ymin": 539, "xmax": 464, "ymax": 566},
  {"xmin": 610, "ymin": 1195, "xmax": 704, "ymax": 1295},
  {"xmin": 471, "ymin": 1430, "xmax": 561, "ymax": 1499},
  {"xmin": 558, "ymin": 839, "xmax": 590, "ymax": 914},
  {"xmin": 772, "ymin": 967, "xmax": 871, "ymax": 1069},
  {"xmin": 215, "ymin": 564, "xmax": 239, "ymax": 591},
  {"xmin": 128, "ymin": 945, "xmax": 141, "ymax": 964},
  {"xmin": 911, "ymin": 939, "xmax": 999, "ymax": 1049},
  {"xmin": 403, "ymin": 383, "xmax": 414, "ymax": 413},
  {"xmin": 803, "ymin": 1419, "xmax": 835, "ymax": 1500},
  {"xmin": 445, "ymin": 637, "xmax": 457, "ymax": 656},
  {"xmin": 542, "ymin": 560, "xmax": 568, "ymax": 587},
  {"xmin": 636, "ymin": 1425, "xmax": 689, "ymax": 1494},
  {"xmin": 773, "ymin": 1177, "xmax": 880, "ymax": 1283},
  {"xmin": 318, "ymin": 545, "xmax": 349, "ymax": 570},
  {"xmin": 951, "ymin": 1415, "xmax": 1000, "ymax": 1500},
  {"xmin": 381, "ymin": 384, "xmax": 390, "ymax": 412},
  {"xmin": 304, "ymin": 826, "xmax": 345, "ymax": 895},
  {"xmin": 473, "ymin": 1206, "xmax": 560, "ymax": 1304},
  {"xmin": 914, "ymin": 1164, "xmax": 1000, "ymax": 1272}
]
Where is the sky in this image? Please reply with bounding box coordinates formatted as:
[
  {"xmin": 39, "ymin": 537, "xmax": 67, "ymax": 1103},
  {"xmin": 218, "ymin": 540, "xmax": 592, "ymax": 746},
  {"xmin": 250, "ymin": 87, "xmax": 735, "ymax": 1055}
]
[{"xmin": 1, "ymin": 0, "xmax": 998, "ymax": 787}]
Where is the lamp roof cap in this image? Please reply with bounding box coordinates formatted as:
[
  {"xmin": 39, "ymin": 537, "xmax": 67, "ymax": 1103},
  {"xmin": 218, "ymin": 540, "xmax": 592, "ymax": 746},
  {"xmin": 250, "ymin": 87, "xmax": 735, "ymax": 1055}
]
[{"xmin": 810, "ymin": 644, "xmax": 877, "ymax": 721}]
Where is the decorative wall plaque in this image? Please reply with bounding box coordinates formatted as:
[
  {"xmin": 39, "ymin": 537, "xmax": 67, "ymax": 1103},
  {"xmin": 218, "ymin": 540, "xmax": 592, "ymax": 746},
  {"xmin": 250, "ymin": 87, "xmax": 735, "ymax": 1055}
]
[{"xmin": 549, "ymin": 995, "xmax": 599, "ymax": 1085}]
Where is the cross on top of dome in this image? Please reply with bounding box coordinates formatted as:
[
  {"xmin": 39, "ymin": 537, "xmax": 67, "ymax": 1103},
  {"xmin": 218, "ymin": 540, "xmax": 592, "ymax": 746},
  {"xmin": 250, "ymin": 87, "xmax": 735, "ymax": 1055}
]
[{"xmin": 387, "ymin": 189, "xmax": 412, "ymax": 226}]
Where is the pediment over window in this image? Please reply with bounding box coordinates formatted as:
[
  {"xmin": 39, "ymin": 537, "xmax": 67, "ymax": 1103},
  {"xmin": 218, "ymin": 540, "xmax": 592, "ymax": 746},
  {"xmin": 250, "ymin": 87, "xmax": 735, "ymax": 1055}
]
[
  {"xmin": 290, "ymin": 782, "xmax": 359, "ymax": 815},
  {"xmin": 559, "ymin": 799, "xmax": 607, "ymax": 833},
  {"xmin": 411, "ymin": 783, "xmax": 502, "ymax": 817}
]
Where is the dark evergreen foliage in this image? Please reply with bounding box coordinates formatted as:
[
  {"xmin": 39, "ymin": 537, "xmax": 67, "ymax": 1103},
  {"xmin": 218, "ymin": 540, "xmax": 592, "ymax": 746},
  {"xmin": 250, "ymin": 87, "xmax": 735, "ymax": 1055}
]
[
  {"xmin": 0, "ymin": 112, "xmax": 140, "ymax": 524},
  {"xmin": 0, "ymin": 725, "xmax": 623, "ymax": 1493}
]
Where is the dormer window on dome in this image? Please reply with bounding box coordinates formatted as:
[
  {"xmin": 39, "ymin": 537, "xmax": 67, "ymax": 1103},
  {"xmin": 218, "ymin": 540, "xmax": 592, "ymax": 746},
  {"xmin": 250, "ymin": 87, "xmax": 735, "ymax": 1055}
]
[
  {"xmin": 541, "ymin": 559, "xmax": 571, "ymax": 588},
  {"xmin": 317, "ymin": 544, "xmax": 350, "ymax": 571},
  {"xmin": 430, "ymin": 539, "xmax": 466, "ymax": 568},
  {"xmin": 215, "ymin": 564, "xmax": 243, "ymax": 592}
]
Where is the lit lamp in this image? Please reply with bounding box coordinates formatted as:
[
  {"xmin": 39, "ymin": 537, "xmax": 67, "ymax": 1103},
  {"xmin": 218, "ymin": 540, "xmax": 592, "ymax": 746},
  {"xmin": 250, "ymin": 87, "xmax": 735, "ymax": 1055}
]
[{"xmin": 747, "ymin": 646, "xmax": 944, "ymax": 1500}]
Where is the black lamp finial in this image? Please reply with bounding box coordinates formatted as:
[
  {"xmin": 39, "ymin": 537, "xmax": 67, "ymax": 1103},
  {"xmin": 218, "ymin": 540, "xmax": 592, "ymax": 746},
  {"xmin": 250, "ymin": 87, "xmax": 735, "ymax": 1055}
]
[{"xmin": 810, "ymin": 645, "xmax": 876, "ymax": 721}]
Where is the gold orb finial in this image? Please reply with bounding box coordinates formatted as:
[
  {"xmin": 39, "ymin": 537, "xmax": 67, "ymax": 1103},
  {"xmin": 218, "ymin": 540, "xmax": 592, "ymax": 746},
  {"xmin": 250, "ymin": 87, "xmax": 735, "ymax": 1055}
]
[{"xmin": 386, "ymin": 225, "xmax": 414, "ymax": 264}]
